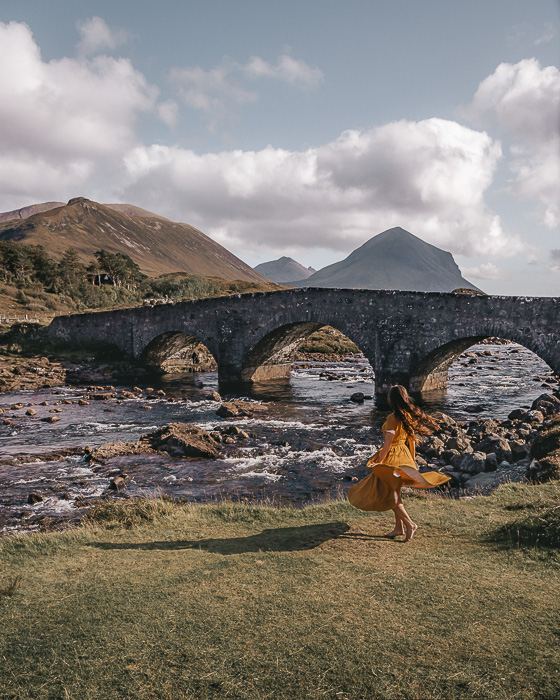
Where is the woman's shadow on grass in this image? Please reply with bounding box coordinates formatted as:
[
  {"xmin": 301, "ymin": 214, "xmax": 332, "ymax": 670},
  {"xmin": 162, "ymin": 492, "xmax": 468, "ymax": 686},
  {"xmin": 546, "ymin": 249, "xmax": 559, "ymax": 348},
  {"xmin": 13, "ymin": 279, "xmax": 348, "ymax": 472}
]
[{"xmin": 91, "ymin": 522, "xmax": 351, "ymax": 555}]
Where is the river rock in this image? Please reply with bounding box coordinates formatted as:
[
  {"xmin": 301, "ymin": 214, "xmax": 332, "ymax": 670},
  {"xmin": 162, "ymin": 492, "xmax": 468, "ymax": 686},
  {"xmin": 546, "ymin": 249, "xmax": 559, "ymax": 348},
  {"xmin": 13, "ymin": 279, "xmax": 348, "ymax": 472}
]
[
  {"xmin": 216, "ymin": 400, "xmax": 265, "ymax": 419},
  {"xmin": 526, "ymin": 410, "xmax": 544, "ymax": 423},
  {"xmin": 350, "ymin": 392, "xmax": 365, "ymax": 403},
  {"xmin": 445, "ymin": 435, "xmax": 472, "ymax": 452},
  {"xmin": 109, "ymin": 474, "xmax": 131, "ymax": 491},
  {"xmin": 484, "ymin": 453, "xmax": 498, "ymax": 472},
  {"xmin": 27, "ymin": 492, "xmax": 44, "ymax": 504},
  {"xmin": 88, "ymin": 441, "xmax": 154, "ymax": 461},
  {"xmin": 78, "ymin": 399, "xmax": 89, "ymax": 406},
  {"xmin": 457, "ymin": 451, "xmax": 487, "ymax": 474},
  {"xmin": 526, "ymin": 452, "xmax": 560, "ymax": 482},
  {"xmin": 224, "ymin": 425, "xmax": 250, "ymax": 439},
  {"xmin": 147, "ymin": 423, "xmax": 220, "ymax": 458},
  {"xmin": 424, "ymin": 437, "xmax": 445, "ymax": 458},
  {"xmin": 43, "ymin": 416, "xmax": 60, "ymax": 423},
  {"xmin": 87, "ymin": 392, "xmax": 117, "ymax": 401},
  {"xmin": 508, "ymin": 408, "xmax": 528, "ymax": 421},
  {"xmin": 25, "ymin": 408, "xmax": 37, "ymax": 416},
  {"xmin": 509, "ymin": 440, "xmax": 529, "ymax": 461},
  {"xmin": 476, "ymin": 434, "xmax": 512, "ymax": 463},
  {"xmin": 531, "ymin": 394, "xmax": 560, "ymax": 415}
]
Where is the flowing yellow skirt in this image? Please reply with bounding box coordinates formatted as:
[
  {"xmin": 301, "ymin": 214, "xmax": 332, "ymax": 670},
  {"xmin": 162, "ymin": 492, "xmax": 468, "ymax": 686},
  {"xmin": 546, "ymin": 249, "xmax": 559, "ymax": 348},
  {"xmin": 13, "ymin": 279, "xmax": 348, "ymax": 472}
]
[{"xmin": 347, "ymin": 458, "xmax": 451, "ymax": 512}]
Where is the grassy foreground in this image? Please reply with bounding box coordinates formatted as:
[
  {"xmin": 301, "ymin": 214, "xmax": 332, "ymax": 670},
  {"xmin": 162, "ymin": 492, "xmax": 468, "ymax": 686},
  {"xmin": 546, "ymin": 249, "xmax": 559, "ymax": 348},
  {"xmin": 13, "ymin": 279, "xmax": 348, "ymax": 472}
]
[{"xmin": 1, "ymin": 483, "xmax": 559, "ymax": 700}]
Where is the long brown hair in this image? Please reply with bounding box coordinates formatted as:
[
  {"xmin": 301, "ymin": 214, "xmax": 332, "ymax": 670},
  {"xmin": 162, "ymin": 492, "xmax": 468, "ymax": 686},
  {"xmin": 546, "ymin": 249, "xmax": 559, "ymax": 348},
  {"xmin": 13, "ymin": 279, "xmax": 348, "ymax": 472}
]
[{"xmin": 387, "ymin": 385, "xmax": 440, "ymax": 436}]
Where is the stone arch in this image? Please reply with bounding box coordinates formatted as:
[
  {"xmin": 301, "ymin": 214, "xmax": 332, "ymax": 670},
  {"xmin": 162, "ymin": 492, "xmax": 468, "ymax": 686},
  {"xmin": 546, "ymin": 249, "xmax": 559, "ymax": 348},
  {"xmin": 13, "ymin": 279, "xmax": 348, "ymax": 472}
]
[
  {"xmin": 240, "ymin": 320, "xmax": 373, "ymax": 382},
  {"xmin": 141, "ymin": 331, "xmax": 217, "ymax": 372},
  {"xmin": 410, "ymin": 332, "xmax": 555, "ymax": 394}
]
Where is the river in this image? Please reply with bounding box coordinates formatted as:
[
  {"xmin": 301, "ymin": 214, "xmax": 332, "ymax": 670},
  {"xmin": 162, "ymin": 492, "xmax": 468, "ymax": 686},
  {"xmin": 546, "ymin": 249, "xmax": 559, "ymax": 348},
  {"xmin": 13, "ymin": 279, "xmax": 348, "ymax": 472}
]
[{"xmin": 0, "ymin": 343, "xmax": 556, "ymax": 534}]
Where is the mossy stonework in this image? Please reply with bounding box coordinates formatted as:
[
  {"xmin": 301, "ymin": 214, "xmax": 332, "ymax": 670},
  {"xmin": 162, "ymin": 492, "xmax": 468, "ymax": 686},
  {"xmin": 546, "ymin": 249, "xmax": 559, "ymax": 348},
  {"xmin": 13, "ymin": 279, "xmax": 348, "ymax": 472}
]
[{"xmin": 49, "ymin": 288, "xmax": 560, "ymax": 395}]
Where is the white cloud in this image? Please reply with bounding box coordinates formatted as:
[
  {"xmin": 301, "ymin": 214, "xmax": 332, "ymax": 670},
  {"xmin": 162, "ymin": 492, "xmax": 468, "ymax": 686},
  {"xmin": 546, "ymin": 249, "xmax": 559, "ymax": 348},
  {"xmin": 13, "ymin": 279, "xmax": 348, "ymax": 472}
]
[
  {"xmin": 466, "ymin": 59, "xmax": 560, "ymax": 228},
  {"xmin": 0, "ymin": 23, "xmax": 525, "ymax": 269},
  {"xmin": 535, "ymin": 22, "xmax": 556, "ymax": 45},
  {"xmin": 157, "ymin": 100, "xmax": 180, "ymax": 128},
  {"xmin": 461, "ymin": 262, "xmax": 509, "ymax": 280},
  {"xmin": 169, "ymin": 53, "xmax": 322, "ymax": 125},
  {"xmin": 120, "ymin": 118, "xmax": 521, "ymax": 260},
  {"xmin": 244, "ymin": 54, "xmax": 324, "ymax": 87},
  {"xmin": 76, "ymin": 17, "xmax": 129, "ymax": 56},
  {"xmin": 0, "ymin": 20, "xmax": 156, "ymax": 208}
]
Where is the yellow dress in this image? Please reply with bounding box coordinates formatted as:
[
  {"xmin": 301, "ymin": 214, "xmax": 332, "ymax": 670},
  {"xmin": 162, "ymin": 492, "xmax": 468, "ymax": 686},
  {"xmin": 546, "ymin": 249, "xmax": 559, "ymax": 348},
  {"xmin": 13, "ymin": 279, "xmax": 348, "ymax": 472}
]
[{"xmin": 347, "ymin": 413, "xmax": 451, "ymax": 512}]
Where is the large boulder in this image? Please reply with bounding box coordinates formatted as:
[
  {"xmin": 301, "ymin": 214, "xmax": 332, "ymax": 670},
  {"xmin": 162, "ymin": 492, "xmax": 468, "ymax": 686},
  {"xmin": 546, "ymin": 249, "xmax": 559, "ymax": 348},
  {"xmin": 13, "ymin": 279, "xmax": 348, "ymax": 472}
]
[{"xmin": 147, "ymin": 423, "xmax": 220, "ymax": 459}]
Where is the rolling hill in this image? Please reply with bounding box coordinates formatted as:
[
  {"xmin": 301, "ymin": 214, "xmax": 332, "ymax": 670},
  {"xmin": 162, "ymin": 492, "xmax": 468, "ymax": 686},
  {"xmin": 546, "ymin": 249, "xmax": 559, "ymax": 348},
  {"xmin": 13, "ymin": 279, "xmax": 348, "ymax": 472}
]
[{"xmin": 0, "ymin": 197, "xmax": 270, "ymax": 281}]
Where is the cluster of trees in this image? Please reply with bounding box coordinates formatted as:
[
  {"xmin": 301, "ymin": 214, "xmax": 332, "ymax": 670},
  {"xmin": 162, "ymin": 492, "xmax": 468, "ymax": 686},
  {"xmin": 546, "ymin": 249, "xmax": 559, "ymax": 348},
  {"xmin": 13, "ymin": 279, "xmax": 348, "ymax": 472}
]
[{"xmin": 0, "ymin": 240, "xmax": 220, "ymax": 312}]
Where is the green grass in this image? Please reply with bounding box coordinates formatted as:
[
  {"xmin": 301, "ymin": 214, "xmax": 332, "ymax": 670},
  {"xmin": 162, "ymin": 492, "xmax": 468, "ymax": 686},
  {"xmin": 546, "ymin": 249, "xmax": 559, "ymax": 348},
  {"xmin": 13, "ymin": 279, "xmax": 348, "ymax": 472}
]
[{"xmin": 1, "ymin": 483, "xmax": 560, "ymax": 699}]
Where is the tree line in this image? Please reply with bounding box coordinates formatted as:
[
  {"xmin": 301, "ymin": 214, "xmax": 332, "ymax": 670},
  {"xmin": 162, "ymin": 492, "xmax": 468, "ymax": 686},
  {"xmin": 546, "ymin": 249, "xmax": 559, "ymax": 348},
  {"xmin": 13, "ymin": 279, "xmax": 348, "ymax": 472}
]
[{"xmin": 0, "ymin": 240, "xmax": 221, "ymax": 311}]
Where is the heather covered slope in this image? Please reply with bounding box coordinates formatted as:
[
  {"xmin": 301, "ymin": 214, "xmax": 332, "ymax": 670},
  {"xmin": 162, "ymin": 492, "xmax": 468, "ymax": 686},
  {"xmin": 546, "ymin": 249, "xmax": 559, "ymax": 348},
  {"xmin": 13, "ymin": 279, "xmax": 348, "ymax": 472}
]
[
  {"xmin": 297, "ymin": 227, "xmax": 480, "ymax": 292},
  {"xmin": 0, "ymin": 197, "xmax": 270, "ymax": 281},
  {"xmin": 254, "ymin": 256, "xmax": 315, "ymax": 283}
]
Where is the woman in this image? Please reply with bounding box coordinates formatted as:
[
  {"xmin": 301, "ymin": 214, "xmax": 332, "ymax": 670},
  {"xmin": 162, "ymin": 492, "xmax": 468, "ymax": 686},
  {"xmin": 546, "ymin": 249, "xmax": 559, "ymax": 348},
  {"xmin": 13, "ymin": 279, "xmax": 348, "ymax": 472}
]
[{"xmin": 348, "ymin": 385, "xmax": 450, "ymax": 542}]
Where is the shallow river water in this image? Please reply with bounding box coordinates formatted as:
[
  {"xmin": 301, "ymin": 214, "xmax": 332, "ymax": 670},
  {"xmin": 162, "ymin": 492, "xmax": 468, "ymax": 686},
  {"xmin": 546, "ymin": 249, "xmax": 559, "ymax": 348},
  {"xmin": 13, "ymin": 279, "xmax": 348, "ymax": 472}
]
[{"xmin": 0, "ymin": 343, "xmax": 556, "ymax": 534}]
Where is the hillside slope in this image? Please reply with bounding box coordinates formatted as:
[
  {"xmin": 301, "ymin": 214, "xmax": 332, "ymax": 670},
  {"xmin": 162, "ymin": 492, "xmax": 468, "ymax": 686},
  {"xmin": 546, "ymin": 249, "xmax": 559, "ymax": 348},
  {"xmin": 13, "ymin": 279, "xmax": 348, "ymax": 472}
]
[
  {"xmin": 296, "ymin": 227, "xmax": 480, "ymax": 292},
  {"xmin": 0, "ymin": 197, "xmax": 270, "ymax": 281}
]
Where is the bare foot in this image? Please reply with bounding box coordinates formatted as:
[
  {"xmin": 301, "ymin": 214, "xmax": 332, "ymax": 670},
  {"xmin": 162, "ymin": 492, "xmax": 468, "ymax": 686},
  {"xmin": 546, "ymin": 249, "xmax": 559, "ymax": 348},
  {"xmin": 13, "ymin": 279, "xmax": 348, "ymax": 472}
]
[
  {"xmin": 404, "ymin": 522, "xmax": 418, "ymax": 542},
  {"xmin": 383, "ymin": 529, "xmax": 404, "ymax": 538}
]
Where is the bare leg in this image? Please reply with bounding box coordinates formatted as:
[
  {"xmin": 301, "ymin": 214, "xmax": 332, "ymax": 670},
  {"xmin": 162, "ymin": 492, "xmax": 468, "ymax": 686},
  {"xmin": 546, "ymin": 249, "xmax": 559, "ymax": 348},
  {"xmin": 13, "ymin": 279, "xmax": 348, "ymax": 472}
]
[
  {"xmin": 383, "ymin": 510, "xmax": 404, "ymax": 538},
  {"xmin": 383, "ymin": 487, "xmax": 404, "ymax": 538},
  {"xmin": 393, "ymin": 502, "xmax": 417, "ymax": 542}
]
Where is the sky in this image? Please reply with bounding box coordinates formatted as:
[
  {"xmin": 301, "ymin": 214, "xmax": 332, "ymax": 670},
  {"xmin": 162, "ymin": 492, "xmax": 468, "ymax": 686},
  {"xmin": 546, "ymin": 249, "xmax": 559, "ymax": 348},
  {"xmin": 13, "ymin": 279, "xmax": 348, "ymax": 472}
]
[{"xmin": 0, "ymin": 0, "xmax": 559, "ymax": 296}]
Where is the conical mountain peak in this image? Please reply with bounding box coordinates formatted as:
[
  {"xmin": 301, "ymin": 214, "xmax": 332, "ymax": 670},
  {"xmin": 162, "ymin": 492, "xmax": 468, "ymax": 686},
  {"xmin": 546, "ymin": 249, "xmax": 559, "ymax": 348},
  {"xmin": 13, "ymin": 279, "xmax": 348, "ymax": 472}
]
[{"xmin": 294, "ymin": 227, "xmax": 480, "ymax": 293}]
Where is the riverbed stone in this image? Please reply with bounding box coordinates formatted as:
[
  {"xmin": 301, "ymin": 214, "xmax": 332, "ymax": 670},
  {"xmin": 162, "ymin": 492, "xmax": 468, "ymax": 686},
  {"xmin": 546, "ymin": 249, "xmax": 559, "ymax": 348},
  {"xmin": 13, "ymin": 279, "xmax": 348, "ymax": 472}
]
[
  {"xmin": 484, "ymin": 453, "xmax": 499, "ymax": 472},
  {"xmin": 445, "ymin": 435, "xmax": 472, "ymax": 452},
  {"xmin": 147, "ymin": 423, "xmax": 220, "ymax": 459},
  {"xmin": 27, "ymin": 492, "xmax": 44, "ymax": 504},
  {"xmin": 457, "ymin": 451, "xmax": 487, "ymax": 474},
  {"xmin": 509, "ymin": 440, "xmax": 529, "ymax": 461},
  {"xmin": 476, "ymin": 434, "xmax": 512, "ymax": 463},
  {"xmin": 216, "ymin": 400, "xmax": 266, "ymax": 419}
]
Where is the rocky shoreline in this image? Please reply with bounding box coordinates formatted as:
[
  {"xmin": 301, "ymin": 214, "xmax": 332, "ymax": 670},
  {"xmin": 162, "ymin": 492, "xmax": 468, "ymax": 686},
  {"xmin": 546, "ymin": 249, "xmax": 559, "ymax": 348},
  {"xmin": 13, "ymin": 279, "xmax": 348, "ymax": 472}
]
[{"xmin": 2, "ymin": 342, "xmax": 560, "ymax": 535}]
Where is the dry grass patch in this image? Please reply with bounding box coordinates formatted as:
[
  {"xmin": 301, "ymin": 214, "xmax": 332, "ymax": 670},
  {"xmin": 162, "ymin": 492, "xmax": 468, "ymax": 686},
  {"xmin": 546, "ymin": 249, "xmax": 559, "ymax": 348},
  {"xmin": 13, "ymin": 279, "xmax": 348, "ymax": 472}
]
[{"xmin": 1, "ymin": 484, "xmax": 559, "ymax": 699}]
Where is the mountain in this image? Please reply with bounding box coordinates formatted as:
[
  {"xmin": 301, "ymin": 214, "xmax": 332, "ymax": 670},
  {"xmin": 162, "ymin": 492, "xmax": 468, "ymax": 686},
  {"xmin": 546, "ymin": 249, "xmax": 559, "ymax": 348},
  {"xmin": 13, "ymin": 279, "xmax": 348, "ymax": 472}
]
[
  {"xmin": 0, "ymin": 197, "xmax": 271, "ymax": 282},
  {"xmin": 253, "ymin": 256, "xmax": 316, "ymax": 284},
  {"xmin": 0, "ymin": 202, "xmax": 65, "ymax": 223},
  {"xmin": 294, "ymin": 227, "xmax": 481, "ymax": 292}
]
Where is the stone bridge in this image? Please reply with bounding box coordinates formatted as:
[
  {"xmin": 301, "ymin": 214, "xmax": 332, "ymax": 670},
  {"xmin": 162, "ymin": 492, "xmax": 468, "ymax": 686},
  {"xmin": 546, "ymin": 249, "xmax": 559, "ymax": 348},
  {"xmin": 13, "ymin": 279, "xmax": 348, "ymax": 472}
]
[{"xmin": 48, "ymin": 288, "xmax": 560, "ymax": 396}]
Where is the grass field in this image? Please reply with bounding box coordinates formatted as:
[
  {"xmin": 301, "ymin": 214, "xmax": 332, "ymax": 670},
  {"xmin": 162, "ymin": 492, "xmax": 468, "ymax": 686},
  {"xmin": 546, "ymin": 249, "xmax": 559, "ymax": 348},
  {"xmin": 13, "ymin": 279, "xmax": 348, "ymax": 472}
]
[{"xmin": 1, "ymin": 482, "xmax": 559, "ymax": 700}]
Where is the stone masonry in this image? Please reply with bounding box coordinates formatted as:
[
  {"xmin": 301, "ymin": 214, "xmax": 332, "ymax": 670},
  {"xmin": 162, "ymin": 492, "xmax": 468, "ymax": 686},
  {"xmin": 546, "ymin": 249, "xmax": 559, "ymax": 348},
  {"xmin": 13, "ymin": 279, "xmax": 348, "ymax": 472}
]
[{"xmin": 48, "ymin": 289, "xmax": 560, "ymax": 395}]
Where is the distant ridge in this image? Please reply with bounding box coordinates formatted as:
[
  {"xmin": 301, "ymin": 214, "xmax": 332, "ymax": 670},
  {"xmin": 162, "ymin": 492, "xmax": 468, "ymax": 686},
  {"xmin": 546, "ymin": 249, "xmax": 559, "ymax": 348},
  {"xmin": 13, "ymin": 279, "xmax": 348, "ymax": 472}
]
[
  {"xmin": 294, "ymin": 227, "xmax": 481, "ymax": 292},
  {"xmin": 254, "ymin": 256, "xmax": 315, "ymax": 284},
  {"xmin": 0, "ymin": 201, "xmax": 65, "ymax": 223},
  {"xmin": 0, "ymin": 197, "xmax": 271, "ymax": 282}
]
